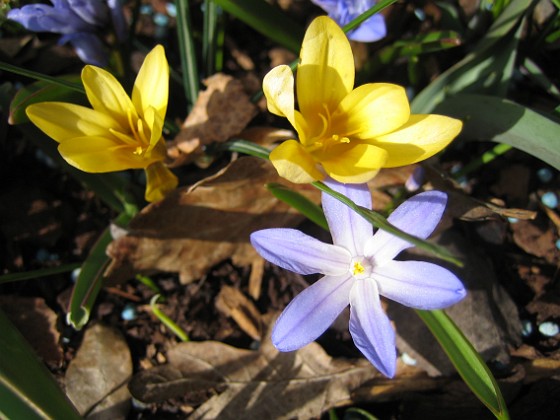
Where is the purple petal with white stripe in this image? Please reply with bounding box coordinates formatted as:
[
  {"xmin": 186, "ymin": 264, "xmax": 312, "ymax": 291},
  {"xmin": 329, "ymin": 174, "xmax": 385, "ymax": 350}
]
[
  {"xmin": 322, "ymin": 179, "xmax": 372, "ymax": 255},
  {"xmin": 250, "ymin": 229, "xmax": 350, "ymax": 276},
  {"xmin": 364, "ymin": 191, "xmax": 447, "ymax": 263},
  {"xmin": 272, "ymin": 274, "xmax": 354, "ymax": 351},
  {"xmin": 374, "ymin": 260, "xmax": 466, "ymax": 310},
  {"xmin": 349, "ymin": 279, "xmax": 396, "ymax": 377}
]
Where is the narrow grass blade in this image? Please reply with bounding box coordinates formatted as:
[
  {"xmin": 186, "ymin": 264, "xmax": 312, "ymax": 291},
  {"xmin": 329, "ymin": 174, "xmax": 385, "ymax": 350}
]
[
  {"xmin": 67, "ymin": 212, "xmax": 134, "ymax": 330},
  {"xmin": 176, "ymin": 0, "xmax": 199, "ymax": 111},
  {"xmin": 150, "ymin": 295, "xmax": 189, "ymax": 342},
  {"xmin": 214, "ymin": 0, "xmax": 304, "ymax": 52},
  {"xmin": 0, "ymin": 61, "xmax": 85, "ymax": 94},
  {"xmin": 203, "ymin": 0, "xmax": 221, "ymax": 76},
  {"xmin": 0, "ymin": 263, "xmax": 81, "ymax": 285},
  {"xmin": 0, "ymin": 309, "xmax": 81, "ymax": 419},
  {"xmin": 416, "ymin": 309, "xmax": 510, "ymax": 420},
  {"xmin": 266, "ymin": 183, "xmax": 328, "ymax": 230},
  {"xmin": 9, "ymin": 75, "xmax": 86, "ymax": 125},
  {"xmin": 342, "ymin": 0, "xmax": 398, "ymax": 33}
]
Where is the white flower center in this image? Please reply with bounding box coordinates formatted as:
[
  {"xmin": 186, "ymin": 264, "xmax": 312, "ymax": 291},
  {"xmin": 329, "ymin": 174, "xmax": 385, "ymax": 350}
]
[{"xmin": 350, "ymin": 256, "xmax": 372, "ymax": 280}]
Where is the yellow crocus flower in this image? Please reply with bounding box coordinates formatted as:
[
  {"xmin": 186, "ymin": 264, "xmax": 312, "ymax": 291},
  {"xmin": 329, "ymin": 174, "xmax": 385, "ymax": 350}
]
[
  {"xmin": 26, "ymin": 45, "xmax": 178, "ymax": 202},
  {"xmin": 263, "ymin": 16, "xmax": 463, "ymax": 184}
]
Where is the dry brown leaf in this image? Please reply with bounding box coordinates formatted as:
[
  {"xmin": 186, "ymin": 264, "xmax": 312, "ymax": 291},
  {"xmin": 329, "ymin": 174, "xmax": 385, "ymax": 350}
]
[
  {"xmin": 0, "ymin": 295, "xmax": 62, "ymax": 367},
  {"xmin": 105, "ymin": 157, "xmax": 320, "ymax": 284},
  {"xmin": 129, "ymin": 330, "xmax": 380, "ymax": 419},
  {"xmin": 169, "ymin": 73, "xmax": 257, "ymax": 167},
  {"xmin": 65, "ymin": 324, "xmax": 132, "ymax": 418},
  {"xmin": 511, "ymin": 219, "xmax": 558, "ymax": 264},
  {"xmin": 215, "ymin": 285, "xmax": 262, "ymax": 340},
  {"xmin": 426, "ymin": 166, "xmax": 537, "ymax": 221}
]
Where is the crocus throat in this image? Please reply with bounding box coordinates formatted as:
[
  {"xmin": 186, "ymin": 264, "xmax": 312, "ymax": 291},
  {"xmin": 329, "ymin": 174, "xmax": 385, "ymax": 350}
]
[{"xmin": 350, "ymin": 256, "xmax": 372, "ymax": 279}]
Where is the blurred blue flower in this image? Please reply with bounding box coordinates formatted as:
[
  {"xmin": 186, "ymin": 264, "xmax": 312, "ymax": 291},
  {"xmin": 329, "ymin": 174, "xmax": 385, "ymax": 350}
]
[
  {"xmin": 8, "ymin": 0, "xmax": 126, "ymax": 66},
  {"xmin": 311, "ymin": 0, "xmax": 386, "ymax": 42}
]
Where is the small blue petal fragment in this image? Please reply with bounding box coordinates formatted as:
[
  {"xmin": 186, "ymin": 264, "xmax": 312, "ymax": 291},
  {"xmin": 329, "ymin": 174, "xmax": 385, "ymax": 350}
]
[
  {"xmin": 153, "ymin": 13, "xmax": 169, "ymax": 27},
  {"xmin": 401, "ymin": 352, "xmax": 417, "ymax": 366},
  {"xmin": 521, "ymin": 319, "xmax": 533, "ymax": 337},
  {"xmin": 507, "ymin": 217, "xmax": 519, "ymax": 224},
  {"xmin": 71, "ymin": 268, "xmax": 81, "ymax": 283},
  {"xmin": 555, "ymin": 239, "xmax": 560, "ymax": 250},
  {"xmin": 537, "ymin": 168, "xmax": 553, "ymax": 183},
  {"xmin": 166, "ymin": 3, "xmax": 177, "ymax": 17},
  {"xmin": 538, "ymin": 321, "xmax": 559, "ymax": 337},
  {"xmin": 541, "ymin": 192, "xmax": 558, "ymax": 209},
  {"xmin": 121, "ymin": 303, "xmax": 137, "ymax": 321}
]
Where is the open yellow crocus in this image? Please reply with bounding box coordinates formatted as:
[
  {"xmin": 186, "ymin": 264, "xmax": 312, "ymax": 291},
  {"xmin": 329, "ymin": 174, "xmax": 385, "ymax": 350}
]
[
  {"xmin": 263, "ymin": 16, "xmax": 463, "ymax": 184},
  {"xmin": 26, "ymin": 45, "xmax": 178, "ymax": 202}
]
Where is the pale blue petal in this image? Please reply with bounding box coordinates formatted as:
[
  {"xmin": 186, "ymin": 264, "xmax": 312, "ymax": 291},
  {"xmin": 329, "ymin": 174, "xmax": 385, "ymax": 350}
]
[
  {"xmin": 349, "ymin": 279, "xmax": 396, "ymax": 378},
  {"xmin": 67, "ymin": 0, "xmax": 108, "ymax": 26},
  {"xmin": 272, "ymin": 274, "xmax": 354, "ymax": 351},
  {"xmin": 8, "ymin": 4, "xmax": 91, "ymax": 34},
  {"xmin": 364, "ymin": 191, "xmax": 447, "ymax": 264},
  {"xmin": 108, "ymin": 0, "xmax": 128, "ymax": 41},
  {"xmin": 60, "ymin": 33, "xmax": 108, "ymax": 66},
  {"xmin": 322, "ymin": 178, "xmax": 372, "ymax": 256},
  {"xmin": 250, "ymin": 229, "xmax": 350, "ymax": 276},
  {"xmin": 347, "ymin": 14, "xmax": 386, "ymax": 42},
  {"xmin": 374, "ymin": 260, "xmax": 466, "ymax": 309}
]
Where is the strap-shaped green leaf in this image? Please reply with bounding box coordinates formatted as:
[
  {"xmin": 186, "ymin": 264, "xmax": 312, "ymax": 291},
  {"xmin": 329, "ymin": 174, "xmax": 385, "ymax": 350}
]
[
  {"xmin": 433, "ymin": 93, "xmax": 560, "ymax": 170},
  {"xmin": 0, "ymin": 310, "xmax": 81, "ymax": 419},
  {"xmin": 416, "ymin": 309, "xmax": 510, "ymax": 420}
]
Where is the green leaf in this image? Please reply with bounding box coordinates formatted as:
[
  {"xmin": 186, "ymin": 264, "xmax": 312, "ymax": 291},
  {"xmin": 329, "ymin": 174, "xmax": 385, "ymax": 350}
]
[
  {"xmin": 416, "ymin": 309, "xmax": 509, "ymax": 420},
  {"xmin": 214, "ymin": 0, "xmax": 304, "ymax": 52},
  {"xmin": 176, "ymin": 0, "xmax": 200, "ymax": 112},
  {"xmin": 433, "ymin": 93, "xmax": 560, "ymax": 170},
  {"xmin": 0, "ymin": 309, "xmax": 81, "ymax": 419},
  {"xmin": 9, "ymin": 75, "xmax": 86, "ymax": 125},
  {"xmin": 373, "ymin": 31, "xmax": 461, "ymax": 70},
  {"xmin": 0, "ymin": 263, "xmax": 81, "ymax": 285},
  {"xmin": 67, "ymin": 211, "xmax": 134, "ymax": 330},
  {"xmin": 266, "ymin": 183, "xmax": 328, "ymax": 230},
  {"xmin": 411, "ymin": 0, "xmax": 531, "ymax": 113},
  {"xmin": 0, "ymin": 60, "xmax": 85, "ymax": 94}
]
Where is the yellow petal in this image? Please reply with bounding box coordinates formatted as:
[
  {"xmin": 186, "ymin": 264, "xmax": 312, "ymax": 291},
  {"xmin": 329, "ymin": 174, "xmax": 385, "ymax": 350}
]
[
  {"xmin": 297, "ymin": 16, "xmax": 354, "ymax": 118},
  {"xmin": 321, "ymin": 142, "xmax": 388, "ymax": 184},
  {"xmin": 142, "ymin": 106, "xmax": 164, "ymax": 155},
  {"xmin": 82, "ymin": 65, "xmax": 137, "ymax": 130},
  {"xmin": 132, "ymin": 45, "xmax": 169, "ymax": 121},
  {"xmin": 58, "ymin": 136, "xmax": 154, "ymax": 172},
  {"xmin": 332, "ymin": 83, "xmax": 410, "ymax": 138},
  {"xmin": 270, "ymin": 140, "xmax": 324, "ymax": 183},
  {"xmin": 263, "ymin": 65, "xmax": 296, "ymax": 123},
  {"xmin": 144, "ymin": 161, "xmax": 178, "ymax": 202},
  {"xmin": 26, "ymin": 102, "xmax": 119, "ymax": 143},
  {"xmin": 375, "ymin": 114, "xmax": 463, "ymax": 167}
]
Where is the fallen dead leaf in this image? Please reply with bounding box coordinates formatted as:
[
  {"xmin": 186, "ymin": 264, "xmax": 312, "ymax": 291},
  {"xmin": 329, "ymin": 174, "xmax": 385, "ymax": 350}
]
[
  {"xmin": 105, "ymin": 157, "xmax": 320, "ymax": 284},
  {"xmin": 425, "ymin": 166, "xmax": 537, "ymax": 222},
  {"xmin": 65, "ymin": 324, "xmax": 132, "ymax": 418},
  {"xmin": 215, "ymin": 285, "xmax": 263, "ymax": 340},
  {"xmin": 511, "ymin": 218, "xmax": 558, "ymax": 264},
  {"xmin": 169, "ymin": 73, "xmax": 258, "ymax": 167},
  {"xmin": 0, "ymin": 295, "xmax": 62, "ymax": 367},
  {"xmin": 129, "ymin": 325, "xmax": 380, "ymax": 419}
]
